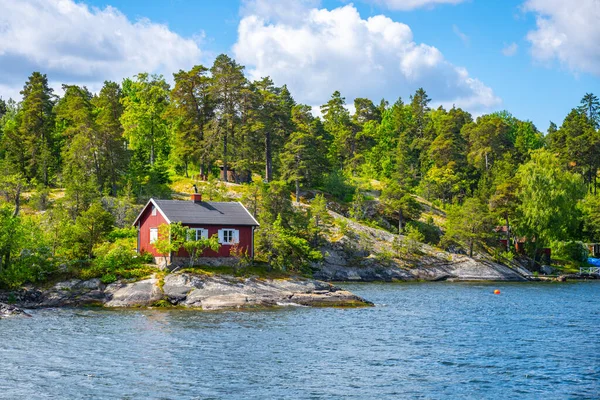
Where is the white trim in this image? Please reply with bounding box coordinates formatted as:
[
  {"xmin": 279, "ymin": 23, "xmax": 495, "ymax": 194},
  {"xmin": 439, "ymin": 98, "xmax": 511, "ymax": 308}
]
[
  {"xmin": 218, "ymin": 228, "xmax": 238, "ymax": 245},
  {"xmin": 149, "ymin": 227, "xmax": 158, "ymax": 244},
  {"xmin": 132, "ymin": 198, "xmax": 172, "ymax": 226},
  {"xmin": 238, "ymin": 201, "xmax": 260, "ymax": 226},
  {"xmin": 189, "ymin": 228, "xmax": 208, "ymax": 240}
]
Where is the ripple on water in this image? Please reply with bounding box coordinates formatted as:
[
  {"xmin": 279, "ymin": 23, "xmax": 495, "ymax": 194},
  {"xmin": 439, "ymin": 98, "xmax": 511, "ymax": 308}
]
[{"xmin": 0, "ymin": 282, "xmax": 599, "ymax": 399}]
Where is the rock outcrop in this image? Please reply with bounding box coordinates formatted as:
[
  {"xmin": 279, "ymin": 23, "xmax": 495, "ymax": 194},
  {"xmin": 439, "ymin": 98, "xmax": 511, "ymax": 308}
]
[
  {"xmin": 0, "ymin": 302, "xmax": 29, "ymax": 318},
  {"xmin": 314, "ymin": 213, "xmax": 531, "ymax": 282},
  {"xmin": 1, "ymin": 273, "xmax": 372, "ymax": 310}
]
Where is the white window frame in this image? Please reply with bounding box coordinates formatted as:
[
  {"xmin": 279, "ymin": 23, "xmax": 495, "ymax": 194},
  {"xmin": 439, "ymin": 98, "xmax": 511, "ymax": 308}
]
[
  {"xmin": 151, "ymin": 205, "xmax": 157, "ymax": 216},
  {"xmin": 189, "ymin": 228, "xmax": 208, "ymax": 241},
  {"xmin": 218, "ymin": 229, "xmax": 239, "ymax": 245},
  {"xmin": 149, "ymin": 227, "xmax": 158, "ymax": 244}
]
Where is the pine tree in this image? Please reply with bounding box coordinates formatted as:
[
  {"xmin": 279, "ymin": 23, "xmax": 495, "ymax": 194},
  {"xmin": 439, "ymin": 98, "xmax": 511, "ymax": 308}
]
[
  {"xmin": 9, "ymin": 72, "xmax": 57, "ymax": 185},
  {"xmin": 210, "ymin": 54, "xmax": 247, "ymax": 182}
]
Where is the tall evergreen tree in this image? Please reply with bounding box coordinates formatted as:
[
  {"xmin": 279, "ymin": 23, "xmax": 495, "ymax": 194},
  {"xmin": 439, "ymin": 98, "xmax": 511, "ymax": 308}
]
[
  {"xmin": 6, "ymin": 72, "xmax": 57, "ymax": 185},
  {"xmin": 93, "ymin": 81, "xmax": 127, "ymax": 195},
  {"xmin": 168, "ymin": 65, "xmax": 214, "ymax": 178},
  {"xmin": 280, "ymin": 105, "xmax": 328, "ymax": 201},
  {"xmin": 210, "ymin": 54, "xmax": 247, "ymax": 182},
  {"xmin": 578, "ymin": 93, "xmax": 600, "ymax": 128}
]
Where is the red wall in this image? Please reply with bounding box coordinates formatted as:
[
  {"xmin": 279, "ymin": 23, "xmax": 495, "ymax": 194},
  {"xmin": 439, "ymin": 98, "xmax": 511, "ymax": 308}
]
[
  {"xmin": 137, "ymin": 203, "xmax": 254, "ymax": 258},
  {"xmin": 138, "ymin": 204, "xmax": 168, "ymax": 257},
  {"xmin": 173, "ymin": 224, "xmax": 254, "ymax": 258}
]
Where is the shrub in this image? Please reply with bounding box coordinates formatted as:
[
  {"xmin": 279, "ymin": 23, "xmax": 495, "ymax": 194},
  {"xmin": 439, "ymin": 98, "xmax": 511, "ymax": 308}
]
[
  {"xmin": 552, "ymin": 241, "xmax": 588, "ymax": 263},
  {"xmin": 323, "ymin": 171, "xmax": 355, "ymax": 202}
]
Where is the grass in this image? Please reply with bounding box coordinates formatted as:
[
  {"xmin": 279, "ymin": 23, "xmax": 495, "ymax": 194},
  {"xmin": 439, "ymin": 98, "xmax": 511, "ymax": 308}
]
[{"xmin": 179, "ymin": 263, "xmax": 301, "ymax": 279}]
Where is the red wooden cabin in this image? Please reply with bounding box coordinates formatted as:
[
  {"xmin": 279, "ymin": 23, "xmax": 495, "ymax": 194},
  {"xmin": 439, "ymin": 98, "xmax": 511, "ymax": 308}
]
[{"xmin": 133, "ymin": 194, "xmax": 259, "ymax": 263}]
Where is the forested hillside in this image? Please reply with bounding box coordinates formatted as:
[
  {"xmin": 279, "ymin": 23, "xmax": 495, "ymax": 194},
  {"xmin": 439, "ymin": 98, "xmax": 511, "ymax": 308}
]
[{"xmin": 1, "ymin": 54, "xmax": 599, "ymax": 288}]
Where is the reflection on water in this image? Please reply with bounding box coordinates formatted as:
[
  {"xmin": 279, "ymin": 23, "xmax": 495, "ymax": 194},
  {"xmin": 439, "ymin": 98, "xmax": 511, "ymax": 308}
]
[{"xmin": 1, "ymin": 282, "xmax": 599, "ymax": 399}]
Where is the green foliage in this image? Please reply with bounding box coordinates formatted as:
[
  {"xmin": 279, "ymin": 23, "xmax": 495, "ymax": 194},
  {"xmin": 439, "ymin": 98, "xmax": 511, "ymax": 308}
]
[
  {"xmin": 552, "ymin": 241, "xmax": 589, "ymax": 263},
  {"xmin": 380, "ymin": 181, "xmax": 421, "ymax": 233},
  {"xmin": 323, "ymin": 170, "xmax": 354, "ymax": 202},
  {"xmin": 79, "ymin": 234, "xmax": 155, "ymax": 282},
  {"xmin": 443, "ymin": 198, "xmax": 493, "ymax": 257},
  {"xmin": 3, "ymin": 58, "xmax": 600, "ymax": 284},
  {"xmin": 515, "ymin": 149, "xmax": 586, "ymax": 250}
]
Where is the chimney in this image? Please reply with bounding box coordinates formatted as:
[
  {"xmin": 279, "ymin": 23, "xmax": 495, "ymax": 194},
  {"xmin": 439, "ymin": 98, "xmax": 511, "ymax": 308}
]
[{"xmin": 191, "ymin": 193, "xmax": 202, "ymax": 203}]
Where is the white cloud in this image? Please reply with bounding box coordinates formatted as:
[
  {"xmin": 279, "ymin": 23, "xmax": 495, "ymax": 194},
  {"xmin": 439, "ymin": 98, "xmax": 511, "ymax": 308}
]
[
  {"xmin": 233, "ymin": 3, "xmax": 500, "ymax": 113},
  {"xmin": 369, "ymin": 0, "xmax": 466, "ymax": 11},
  {"xmin": 502, "ymin": 42, "xmax": 518, "ymax": 57},
  {"xmin": 453, "ymin": 25, "xmax": 470, "ymax": 46},
  {"xmin": 0, "ymin": 0, "xmax": 203, "ymax": 100},
  {"xmin": 524, "ymin": 0, "xmax": 600, "ymax": 75}
]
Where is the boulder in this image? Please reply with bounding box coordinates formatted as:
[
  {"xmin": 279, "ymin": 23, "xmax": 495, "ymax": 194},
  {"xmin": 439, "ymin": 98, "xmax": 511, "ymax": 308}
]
[
  {"xmin": 0, "ymin": 302, "xmax": 29, "ymax": 318},
  {"xmin": 104, "ymin": 277, "xmax": 163, "ymax": 307}
]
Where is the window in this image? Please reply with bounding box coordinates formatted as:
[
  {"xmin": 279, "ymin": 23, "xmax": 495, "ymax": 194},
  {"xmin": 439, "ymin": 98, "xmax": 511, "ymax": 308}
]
[
  {"xmin": 151, "ymin": 205, "xmax": 157, "ymax": 216},
  {"xmin": 218, "ymin": 229, "xmax": 239, "ymax": 245},
  {"xmin": 188, "ymin": 228, "xmax": 208, "ymax": 241},
  {"xmin": 149, "ymin": 228, "xmax": 158, "ymax": 244}
]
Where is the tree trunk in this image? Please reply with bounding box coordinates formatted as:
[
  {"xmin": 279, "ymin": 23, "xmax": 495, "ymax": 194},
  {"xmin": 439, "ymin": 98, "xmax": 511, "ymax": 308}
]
[
  {"xmin": 222, "ymin": 129, "xmax": 228, "ymax": 182},
  {"xmin": 295, "ymin": 178, "xmax": 300, "ymax": 203},
  {"xmin": 12, "ymin": 183, "xmax": 21, "ymax": 217},
  {"xmin": 398, "ymin": 208, "xmax": 404, "ymax": 234},
  {"xmin": 505, "ymin": 213, "xmax": 510, "ymax": 252},
  {"xmin": 265, "ymin": 131, "xmax": 273, "ymax": 182}
]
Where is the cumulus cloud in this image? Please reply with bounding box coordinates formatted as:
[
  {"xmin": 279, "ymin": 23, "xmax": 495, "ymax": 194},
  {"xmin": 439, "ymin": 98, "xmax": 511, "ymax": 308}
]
[
  {"xmin": 369, "ymin": 0, "xmax": 466, "ymax": 11},
  {"xmin": 0, "ymin": 0, "xmax": 203, "ymax": 100},
  {"xmin": 524, "ymin": 0, "xmax": 600, "ymax": 75},
  {"xmin": 502, "ymin": 42, "xmax": 518, "ymax": 57},
  {"xmin": 233, "ymin": 3, "xmax": 500, "ymax": 113}
]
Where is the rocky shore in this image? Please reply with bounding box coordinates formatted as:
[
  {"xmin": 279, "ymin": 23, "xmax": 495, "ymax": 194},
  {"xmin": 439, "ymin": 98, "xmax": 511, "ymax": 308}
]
[
  {"xmin": 314, "ymin": 213, "xmax": 532, "ymax": 282},
  {"xmin": 0, "ymin": 272, "xmax": 372, "ymax": 311},
  {"xmin": 0, "ymin": 302, "xmax": 30, "ymax": 318}
]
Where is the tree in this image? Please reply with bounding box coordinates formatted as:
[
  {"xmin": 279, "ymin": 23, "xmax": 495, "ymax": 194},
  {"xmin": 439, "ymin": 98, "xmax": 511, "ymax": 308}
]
[
  {"xmin": 120, "ymin": 73, "xmax": 170, "ymax": 167},
  {"xmin": 0, "ymin": 204, "xmax": 21, "ymax": 273},
  {"xmin": 210, "ymin": 54, "xmax": 247, "ymax": 182},
  {"xmin": 93, "ymin": 81, "xmax": 128, "ymax": 195},
  {"xmin": 55, "ymin": 85, "xmax": 101, "ymax": 213},
  {"xmin": 280, "ymin": 105, "xmax": 328, "ymax": 201},
  {"xmin": 70, "ymin": 203, "xmax": 114, "ymax": 259},
  {"xmin": 444, "ymin": 198, "xmax": 492, "ymax": 257},
  {"xmin": 489, "ymin": 178, "xmax": 520, "ymax": 251},
  {"xmin": 463, "ymin": 114, "xmax": 512, "ymax": 173},
  {"xmin": 308, "ymin": 193, "xmax": 330, "ymax": 246},
  {"xmin": 182, "ymin": 230, "xmax": 220, "ymax": 267},
  {"xmin": 515, "ymin": 149, "xmax": 586, "ymax": 257},
  {"xmin": 321, "ymin": 91, "xmax": 353, "ymax": 170},
  {"xmin": 168, "ymin": 65, "xmax": 214, "ymax": 178},
  {"xmin": 0, "ymin": 97, "xmax": 6, "ymax": 120},
  {"xmin": 380, "ymin": 182, "xmax": 421, "ymax": 233},
  {"xmin": 5, "ymin": 72, "xmax": 56, "ymax": 185},
  {"xmin": 259, "ymin": 180, "xmax": 294, "ymax": 227},
  {"xmin": 578, "ymin": 93, "xmax": 600, "ymax": 128},
  {"xmin": 152, "ymin": 222, "xmax": 185, "ymax": 267}
]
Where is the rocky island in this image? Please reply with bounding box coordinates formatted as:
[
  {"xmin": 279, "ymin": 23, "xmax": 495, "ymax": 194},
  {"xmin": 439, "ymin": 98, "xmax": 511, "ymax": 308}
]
[{"xmin": 0, "ymin": 272, "xmax": 371, "ymax": 316}]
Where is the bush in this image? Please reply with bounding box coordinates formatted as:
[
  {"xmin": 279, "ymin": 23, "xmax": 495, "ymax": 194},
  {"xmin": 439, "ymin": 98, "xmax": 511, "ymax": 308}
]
[
  {"xmin": 552, "ymin": 241, "xmax": 588, "ymax": 263},
  {"xmin": 407, "ymin": 221, "xmax": 441, "ymax": 245},
  {"xmin": 78, "ymin": 237, "xmax": 155, "ymax": 281},
  {"xmin": 323, "ymin": 171, "xmax": 355, "ymax": 202}
]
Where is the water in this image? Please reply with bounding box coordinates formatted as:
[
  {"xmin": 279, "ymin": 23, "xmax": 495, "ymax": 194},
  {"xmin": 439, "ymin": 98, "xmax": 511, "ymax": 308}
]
[{"xmin": 1, "ymin": 282, "xmax": 599, "ymax": 399}]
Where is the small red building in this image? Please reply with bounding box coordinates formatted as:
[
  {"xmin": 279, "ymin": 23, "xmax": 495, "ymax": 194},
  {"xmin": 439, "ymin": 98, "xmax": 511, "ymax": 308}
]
[{"xmin": 133, "ymin": 194, "xmax": 259, "ymax": 264}]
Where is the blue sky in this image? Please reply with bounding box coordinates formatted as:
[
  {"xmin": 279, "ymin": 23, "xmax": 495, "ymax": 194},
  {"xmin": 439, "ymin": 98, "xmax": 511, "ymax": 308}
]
[{"xmin": 1, "ymin": 0, "xmax": 599, "ymax": 132}]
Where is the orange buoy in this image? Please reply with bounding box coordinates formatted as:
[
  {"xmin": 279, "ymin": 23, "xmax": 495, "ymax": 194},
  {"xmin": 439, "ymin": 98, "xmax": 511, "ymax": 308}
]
[{"xmin": 494, "ymin": 289, "xmax": 501, "ymax": 295}]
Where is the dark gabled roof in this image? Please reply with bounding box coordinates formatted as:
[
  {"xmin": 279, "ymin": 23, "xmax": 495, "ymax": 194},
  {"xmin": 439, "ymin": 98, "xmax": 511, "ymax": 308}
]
[{"xmin": 133, "ymin": 199, "xmax": 259, "ymax": 227}]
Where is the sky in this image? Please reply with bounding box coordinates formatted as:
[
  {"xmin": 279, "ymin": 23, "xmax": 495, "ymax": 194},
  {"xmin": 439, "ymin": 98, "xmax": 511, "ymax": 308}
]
[{"xmin": 1, "ymin": 0, "xmax": 599, "ymax": 131}]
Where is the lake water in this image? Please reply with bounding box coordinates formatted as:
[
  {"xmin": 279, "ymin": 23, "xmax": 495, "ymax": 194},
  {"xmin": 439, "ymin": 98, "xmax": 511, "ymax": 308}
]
[{"xmin": 1, "ymin": 282, "xmax": 599, "ymax": 399}]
